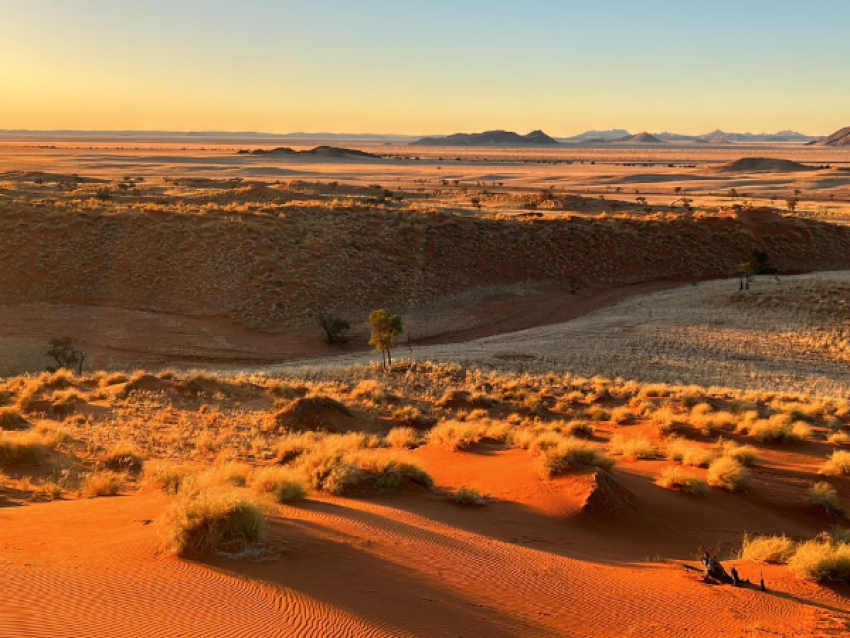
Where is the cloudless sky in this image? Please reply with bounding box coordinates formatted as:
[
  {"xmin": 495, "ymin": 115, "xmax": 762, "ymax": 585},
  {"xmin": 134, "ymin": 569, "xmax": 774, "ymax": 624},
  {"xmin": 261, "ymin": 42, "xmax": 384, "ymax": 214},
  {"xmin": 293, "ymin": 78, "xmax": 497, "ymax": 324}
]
[{"xmin": 1, "ymin": 0, "xmax": 848, "ymax": 135}]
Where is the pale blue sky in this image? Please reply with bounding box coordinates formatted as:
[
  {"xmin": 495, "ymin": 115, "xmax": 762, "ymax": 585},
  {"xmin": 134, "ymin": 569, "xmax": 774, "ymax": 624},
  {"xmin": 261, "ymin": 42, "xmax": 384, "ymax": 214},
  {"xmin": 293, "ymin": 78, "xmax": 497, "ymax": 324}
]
[{"xmin": 1, "ymin": 0, "xmax": 847, "ymax": 134}]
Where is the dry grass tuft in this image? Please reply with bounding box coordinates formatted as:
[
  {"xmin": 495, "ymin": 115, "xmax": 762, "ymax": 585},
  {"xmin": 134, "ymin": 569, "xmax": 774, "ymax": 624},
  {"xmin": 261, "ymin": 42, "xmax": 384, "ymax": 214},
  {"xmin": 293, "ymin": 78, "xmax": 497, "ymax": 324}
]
[
  {"xmin": 610, "ymin": 434, "xmax": 658, "ymax": 460},
  {"xmin": 535, "ymin": 438, "xmax": 614, "ymax": 479},
  {"xmin": 665, "ymin": 438, "xmax": 715, "ymax": 468},
  {"xmin": 740, "ymin": 534, "xmax": 797, "ymax": 564},
  {"xmin": 788, "ymin": 540, "xmax": 850, "ymax": 582},
  {"xmin": 655, "ymin": 466, "xmax": 707, "ymax": 494},
  {"xmin": 386, "ymin": 426, "xmax": 420, "ymax": 450},
  {"xmin": 808, "ymin": 482, "xmax": 844, "ymax": 514},
  {"xmin": 706, "ymin": 457, "xmax": 749, "ymax": 492},
  {"xmin": 820, "ymin": 450, "xmax": 850, "ymax": 476},
  {"xmin": 159, "ymin": 487, "xmax": 269, "ymax": 556},
  {"xmin": 251, "ymin": 466, "xmax": 308, "ymax": 502},
  {"xmin": 80, "ymin": 470, "xmax": 123, "ymax": 497}
]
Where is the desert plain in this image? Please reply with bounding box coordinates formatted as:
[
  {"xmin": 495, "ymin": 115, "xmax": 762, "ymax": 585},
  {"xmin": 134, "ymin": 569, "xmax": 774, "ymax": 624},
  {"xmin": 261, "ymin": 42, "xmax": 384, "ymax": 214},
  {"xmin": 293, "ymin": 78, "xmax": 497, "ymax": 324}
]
[{"xmin": 2, "ymin": 133, "xmax": 850, "ymax": 637}]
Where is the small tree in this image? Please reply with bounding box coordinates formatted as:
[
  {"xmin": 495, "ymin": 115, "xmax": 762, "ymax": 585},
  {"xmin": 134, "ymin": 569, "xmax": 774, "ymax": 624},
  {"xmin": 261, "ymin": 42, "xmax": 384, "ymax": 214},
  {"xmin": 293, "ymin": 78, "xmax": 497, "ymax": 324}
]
[
  {"xmin": 369, "ymin": 309, "xmax": 403, "ymax": 368},
  {"xmin": 317, "ymin": 311, "xmax": 350, "ymax": 346},
  {"xmin": 46, "ymin": 337, "xmax": 87, "ymax": 374}
]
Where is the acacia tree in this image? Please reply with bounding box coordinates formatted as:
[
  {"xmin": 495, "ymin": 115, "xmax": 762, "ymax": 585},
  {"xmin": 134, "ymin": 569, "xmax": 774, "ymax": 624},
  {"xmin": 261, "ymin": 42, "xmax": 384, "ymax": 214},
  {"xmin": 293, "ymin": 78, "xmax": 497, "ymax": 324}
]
[
  {"xmin": 369, "ymin": 309, "xmax": 403, "ymax": 369},
  {"xmin": 46, "ymin": 337, "xmax": 87, "ymax": 374}
]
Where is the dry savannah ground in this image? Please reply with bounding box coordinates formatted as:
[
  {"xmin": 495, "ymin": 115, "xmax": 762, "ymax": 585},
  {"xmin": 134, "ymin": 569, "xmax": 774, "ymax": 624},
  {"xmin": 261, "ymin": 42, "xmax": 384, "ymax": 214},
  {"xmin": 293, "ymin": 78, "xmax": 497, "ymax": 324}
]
[{"xmin": 3, "ymin": 134, "xmax": 850, "ymax": 637}]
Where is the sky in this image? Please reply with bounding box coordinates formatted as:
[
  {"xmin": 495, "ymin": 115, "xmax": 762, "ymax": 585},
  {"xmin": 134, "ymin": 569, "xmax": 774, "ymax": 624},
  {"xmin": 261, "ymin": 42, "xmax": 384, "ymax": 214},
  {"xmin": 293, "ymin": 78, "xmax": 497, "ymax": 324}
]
[{"xmin": 1, "ymin": 0, "xmax": 848, "ymax": 136}]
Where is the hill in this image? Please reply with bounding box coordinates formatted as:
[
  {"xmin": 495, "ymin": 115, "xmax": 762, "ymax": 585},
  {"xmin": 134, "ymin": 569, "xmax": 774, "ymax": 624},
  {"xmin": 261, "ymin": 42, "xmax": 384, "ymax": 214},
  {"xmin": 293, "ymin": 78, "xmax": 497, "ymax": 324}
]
[
  {"xmin": 411, "ymin": 130, "xmax": 558, "ymax": 147},
  {"xmin": 239, "ymin": 146, "xmax": 380, "ymax": 159},
  {"xmin": 619, "ymin": 132, "xmax": 665, "ymax": 144},
  {"xmin": 809, "ymin": 126, "xmax": 850, "ymax": 147},
  {"xmin": 713, "ymin": 157, "xmax": 816, "ymax": 173}
]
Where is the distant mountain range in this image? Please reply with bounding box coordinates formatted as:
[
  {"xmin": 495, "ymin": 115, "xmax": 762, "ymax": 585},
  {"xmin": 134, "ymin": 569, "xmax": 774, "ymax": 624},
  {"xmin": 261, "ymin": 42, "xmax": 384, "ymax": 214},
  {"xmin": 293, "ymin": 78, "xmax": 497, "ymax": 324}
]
[
  {"xmin": 559, "ymin": 129, "xmax": 819, "ymax": 144},
  {"xmin": 410, "ymin": 128, "xmax": 821, "ymax": 147},
  {"xmin": 411, "ymin": 130, "xmax": 558, "ymax": 147}
]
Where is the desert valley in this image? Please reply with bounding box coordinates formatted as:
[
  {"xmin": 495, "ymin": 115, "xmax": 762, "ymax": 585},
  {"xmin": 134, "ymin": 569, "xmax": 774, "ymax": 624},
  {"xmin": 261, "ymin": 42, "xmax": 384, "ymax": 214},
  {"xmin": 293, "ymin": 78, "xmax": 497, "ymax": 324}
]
[{"xmin": 4, "ymin": 2, "xmax": 850, "ymax": 636}]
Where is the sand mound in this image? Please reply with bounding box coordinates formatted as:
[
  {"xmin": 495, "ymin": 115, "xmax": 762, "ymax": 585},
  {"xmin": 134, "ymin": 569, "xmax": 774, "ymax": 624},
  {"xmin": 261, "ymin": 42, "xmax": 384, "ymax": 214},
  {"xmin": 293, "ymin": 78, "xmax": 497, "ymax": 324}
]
[
  {"xmin": 579, "ymin": 469, "xmax": 637, "ymax": 518},
  {"xmin": 436, "ymin": 390, "xmax": 493, "ymax": 410},
  {"xmin": 272, "ymin": 396, "xmax": 359, "ymax": 432},
  {"xmin": 714, "ymin": 158, "xmax": 815, "ymax": 173}
]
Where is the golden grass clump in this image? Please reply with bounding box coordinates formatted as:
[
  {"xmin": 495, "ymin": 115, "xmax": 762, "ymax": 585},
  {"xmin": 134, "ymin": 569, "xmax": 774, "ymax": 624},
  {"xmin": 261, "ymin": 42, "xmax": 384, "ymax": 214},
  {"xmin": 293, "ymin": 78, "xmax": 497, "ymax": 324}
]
[
  {"xmin": 0, "ymin": 407, "xmax": 28, "ymax": 430},
  {"xmin": 609, "ymin": 406, "xmax": 633, "ymax": 425},
  {"xmin": 534, "ymin": 438, "xmax": 614, "ymax": 479},
  {"xmin": 655, "ymin": 466, "xmax": 707, "ymax": 495},
  {"xmin": 453, "ymin": 486, "xmax": 487, "ymax": 506},
  {"xmin": 427, "ymin": 420, "xmax": 485, "ymax": 451},
  {"xmin": 717, "ymin": 439, "xmax": 758, "ymax": 466},
  {"xmin": 101, "ymin": 440, "xmax": 145, "ymax": 472},
  {"xmin": 609, "ymin": 434, "xmax": 658, "ymax": 460},
  {"xmin": 648, "ymin": 405, "xmax": 678, "ymax": 435},
  {"xmin": 159, "ymin": 487, "xmax": 269, "ymax": 556},
  {"xmin": 0, "ymin": 430, "xmax": 52, "ymax": 466},
  {"xmin": 80, "ymin": 470, "xmax": 123, "ymax": 498},
  {"xmin": 706, "ymin": 457, "xmax": 749, "ymax": 492},
  {"xmin": 143, "ymin": 461, "xmax": 197, "ymax": 495},
  {"xmin": 740, "ymin": 534, "xmax": 797, "ymax": 564},
  {"xmin": 788, "ymin": 540, "xmax": 850, "ymax": 582},
  {"xmin": 808, "ymin": 482, "xmax": 844, "ymax": 514},
  {"xmin": 251, "ymin": 466, "xmax": 308, "ymax": 502},
  {"xmin": 386, "ymin": 426, "xmax": 420, "ymax": 449},
  {"xmin": 744, "ymin": 415, "xmax": 811, "ymax": 442},
  {"xmin": 820, "ymin": 450, "xmax": 850, "ymax": 476},
  {"xmin": 828, "ymin": 431, "xmax": 850, "ymax": 446},
  {"xmin": 665, "ymin": 438, "xmax": 715, "ymax": 468}
]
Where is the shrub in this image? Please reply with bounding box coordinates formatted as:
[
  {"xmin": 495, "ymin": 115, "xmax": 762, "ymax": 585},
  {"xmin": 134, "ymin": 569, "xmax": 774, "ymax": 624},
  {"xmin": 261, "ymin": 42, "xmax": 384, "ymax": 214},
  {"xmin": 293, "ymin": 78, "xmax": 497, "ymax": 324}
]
[
  {"xmin": 828, "ymin": 431, "xmax": 850, "ymax": 446},
  {"xmin": 192, "ymin": 463, "xmax": 252, "ymax": 490},
  {"xmin": 453, "ymin": 486, "xmax": 487, "ymax": 506},
  {"xmin": 563, "ymin": 420, "xmax": 594, "ymax": 438},
  {"xmin": 649, "ymin": 405, "xmax": 678, "ymax": 435},
  {"xmin": 821, "ymin": 450, "xmax": 850, "ymax": 476},
  {"xmin": 101, "ymin": 441, "xmax": 145, "ymax": 472},
  {"xmin": 655, "ymin": 466, "xmax": 707, "ymax": 494},
  {"xmin": 143, "ymin": 461, "xmax": 197, "ymax": 495},
  {"xmin": 251, "ymin": 466, "xmax": 308, "ymax": 502},
  {"xmin": 428, "ymin": 420, "xmax": 484, "ymax": 451},
  {"xmin": 0, "ymin": 407, "xmax": 28, "ymax": 430},
  {"xmin": 159, "ymin": 487, "xmax": 268, "ymax": 556},
  {"xmin": 788, "ymin": 541, "xmax": 850, "ymax": 582},
  {"xmin": 665, "ymin": 439, "xmax": 715, "ymax": 468},
  {"xmin": 535, "ymin": 438, "xmax": 614, "ymax": 479},
  {"xmin": 717, "ymin": 440, "xmax": 758, "ymax": 466},
  {"xmin": 740, "ymin": 534, "xmax": 797, "ymax": 564},
  {"xmin": 610, "ymin": 434, "xmax": 658, "ymax": 460},
  {"xmin": 707, "ymin": 457, "xmax": 749, "ymax": 492},
  {"xmin": 746, "ymin": 415, "xmax": 811, "ymax": 442},
  {"xmin": 808, "ymin": 482, "xmax": 844, "ymax": 514},
  {"xmin": 386, "ymin": 426, "xmax": 420, "ymax": 449},
  {"xmin": 609, "ymin": 406, "xmax": 633, "ymax": 425},
  {"xmin": 351, "ymin": 453, "xmax": 434, "ymax": 491},
  {"xmin": 0, "ymin": 431, "xmax": 51, "ymax": 466},
  {"xmin": 81, "ymin": 471, "xmax": 122, "ymax": 497}
]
